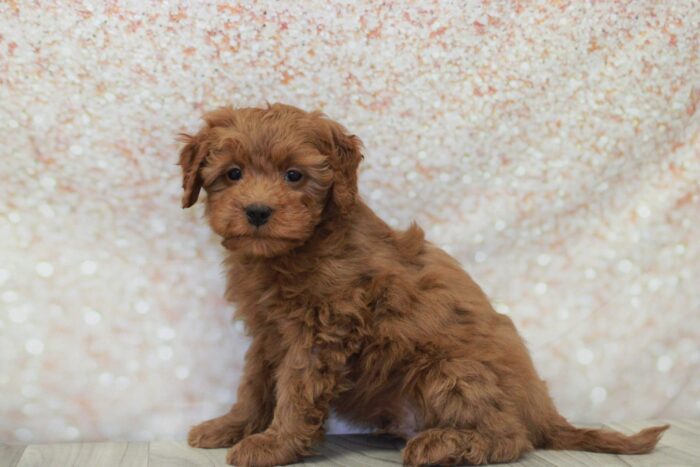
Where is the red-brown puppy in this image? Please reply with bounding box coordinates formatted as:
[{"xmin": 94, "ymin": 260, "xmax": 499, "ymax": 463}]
[{"xmin": 179, "ymin": 104, "xmax": 667, "ymax": 466}]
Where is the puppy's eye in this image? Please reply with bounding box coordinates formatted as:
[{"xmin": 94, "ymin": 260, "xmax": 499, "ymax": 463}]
[
  {"xmin": 285, "ymin": 170, "xmax": 303, "ymax": 183},
  {"xmin": 226, "ymin": 167, "xmax": 242, "ymax": 181}
]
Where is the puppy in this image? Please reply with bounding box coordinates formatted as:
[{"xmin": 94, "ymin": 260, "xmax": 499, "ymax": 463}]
[{"xmin": 179, "ymin": 104, "xmax": 667, "ymax": 466}]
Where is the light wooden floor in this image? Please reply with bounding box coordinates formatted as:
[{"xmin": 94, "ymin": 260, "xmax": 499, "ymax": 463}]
[{"xmin": 2, "ymin": 420, "xmax": 698, "ymax": 466}]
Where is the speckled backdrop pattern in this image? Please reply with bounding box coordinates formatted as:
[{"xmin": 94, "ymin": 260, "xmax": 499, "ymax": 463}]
[{"xmin": 1, "ymin": 1, "xmax": 699, "ymax": 443}]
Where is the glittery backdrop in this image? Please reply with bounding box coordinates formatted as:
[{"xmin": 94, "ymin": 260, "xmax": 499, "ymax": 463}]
[{"xmin": 1, "ymin": 1, "xmax": 699, "ymax": 444}]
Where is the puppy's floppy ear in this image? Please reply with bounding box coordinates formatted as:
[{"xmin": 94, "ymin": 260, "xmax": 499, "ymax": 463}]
[
  {"xmin": 178, "ymin": 106, "xmax": 240, "ymax": 208},
  {"xmin": 311, "ymin": 113, "xmax": 364, "ymax": 214},
  {"xmin": 177, "ymin": 131, "xmax": 209, "ymax": 208}
]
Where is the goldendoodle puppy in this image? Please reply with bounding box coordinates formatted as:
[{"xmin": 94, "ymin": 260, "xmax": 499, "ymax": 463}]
[{"xmin": 179, "ymin": 103, "xmax": 667, "ymax": 466}]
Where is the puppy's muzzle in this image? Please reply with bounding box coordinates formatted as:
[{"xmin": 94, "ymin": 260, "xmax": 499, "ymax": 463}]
[{"xmin": 245, "ymin": 204, "xmax": 273, "ymax": 227}]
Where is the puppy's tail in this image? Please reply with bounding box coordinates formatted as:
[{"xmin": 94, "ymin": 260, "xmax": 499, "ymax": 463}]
[{"xmin": 542, "ymin": 420, "xmax": 669, "ymax": 454}]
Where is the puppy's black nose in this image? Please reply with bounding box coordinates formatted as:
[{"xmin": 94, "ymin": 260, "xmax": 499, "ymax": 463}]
[{"xmin": 245, "ymin": 204, "xmax": 272, "ymax": 227}]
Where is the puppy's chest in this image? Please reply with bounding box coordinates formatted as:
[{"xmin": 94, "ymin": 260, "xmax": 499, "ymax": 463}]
[{"xmin": 247, "ymin": 281, "xmax": 364, "ymax": 342}]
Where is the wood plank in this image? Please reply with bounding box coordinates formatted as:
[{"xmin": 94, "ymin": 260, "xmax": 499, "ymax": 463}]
[
  {"xmin": 8, "ymin": 421, "xmax": 700, "ymax": 467},
  {"xmin": 604, "ymin": 421, "xmax": 700, "ymax": 466},
  {"xmin": 659, "ymin": 420, "xmax": 700, "ymax": 449},
  {"xmin": 150, "ymin": 435, "xmax": 404, "ymax": 467},
  {"xmin": 668, "ymin": 419, "xmax": 700, "ymax": 438},
  {"xmin": 158, "ymin": 433, "xmax": 689, "ymax": 467},
  {"xmin": 506, "ymin": 450, "xmax": 560, "ymax": 467},
  {"xmin": 15, "ymin": 442, "xmax": 147, "ymax": 467},
  {"xmin": 301, "ymin": 434, "xmax": 403, "ymax": 465},
  {"xmin": 0, "ymin": 445, "xmax": 26, "ymax": 467},
  {"xmin": 149, "ymin": 427, "xmax": 700, "ymax": 467},
  {"xmin": 528, "ymin": 448, "xmax": 632, "ymax": 467},
  {"xmin": 149, "ymin": 441, "xmax": 228, "ymax": 467}
]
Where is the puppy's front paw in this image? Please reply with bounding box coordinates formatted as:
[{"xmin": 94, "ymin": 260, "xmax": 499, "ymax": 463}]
[
  {"xmin": 226, "ymin": 432, "xmax": 300, "ymax": 466},
  {"xmin": 188, "ymin": 415, "xmax": 247, "ymax": 449}
]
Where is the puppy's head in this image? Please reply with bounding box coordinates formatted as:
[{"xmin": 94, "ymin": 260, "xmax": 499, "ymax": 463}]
[{"xmin": 178, "ymin": 104, "xmax": 363, "ymax": 257}]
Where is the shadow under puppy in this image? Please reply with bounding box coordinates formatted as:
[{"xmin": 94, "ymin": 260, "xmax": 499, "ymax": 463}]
[{"xmin": 179, "ymin": 104, "xmax": 667, "ymax": 466}]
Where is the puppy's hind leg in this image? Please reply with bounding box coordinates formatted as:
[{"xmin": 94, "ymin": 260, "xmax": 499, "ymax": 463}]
[
  {"xmin": 403, "ymin": 427, "xmax": 491, "ymax": 466},
  {"xmin": 403, "ymin": 424, "xmax": 531, "ymax": 466},
  {"xmin": 401, "ymin": 357, "xmax": 532, "ymax": 466}
]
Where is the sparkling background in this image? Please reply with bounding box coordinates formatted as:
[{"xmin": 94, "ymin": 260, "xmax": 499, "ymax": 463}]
[{"xmin": 1, "ymin": 1, "xmax": 699, "ymax": 443}]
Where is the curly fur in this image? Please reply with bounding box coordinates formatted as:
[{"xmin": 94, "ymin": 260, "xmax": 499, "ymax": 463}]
[{"xmin": 179, "ymin": 103, "xmax": 668, "ymax": 466}]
